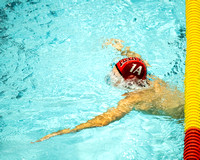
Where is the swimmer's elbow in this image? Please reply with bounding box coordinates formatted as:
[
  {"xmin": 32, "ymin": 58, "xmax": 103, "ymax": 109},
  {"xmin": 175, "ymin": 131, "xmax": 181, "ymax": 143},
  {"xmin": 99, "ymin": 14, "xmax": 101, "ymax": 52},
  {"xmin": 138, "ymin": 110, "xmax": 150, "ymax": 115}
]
[{"xmin": 91, "ymin": 108, "xmax": 128, "ymax": 127}]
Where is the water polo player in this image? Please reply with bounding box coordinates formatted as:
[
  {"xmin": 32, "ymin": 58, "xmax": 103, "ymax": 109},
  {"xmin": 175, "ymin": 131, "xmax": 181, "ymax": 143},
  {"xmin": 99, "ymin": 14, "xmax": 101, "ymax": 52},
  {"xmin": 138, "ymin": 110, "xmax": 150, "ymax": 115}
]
[{"xmin": 32, "ymin": 39, "xmax": 184, "ymax": 143}]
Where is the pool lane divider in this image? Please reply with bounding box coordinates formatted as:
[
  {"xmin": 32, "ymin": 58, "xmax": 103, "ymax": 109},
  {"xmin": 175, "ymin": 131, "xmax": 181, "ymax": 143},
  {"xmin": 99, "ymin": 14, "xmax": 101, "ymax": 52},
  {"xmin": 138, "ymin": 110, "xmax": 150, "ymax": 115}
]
[{"xmin": 184, "ymin": 0, "xmax": 200, "ymax": 159}]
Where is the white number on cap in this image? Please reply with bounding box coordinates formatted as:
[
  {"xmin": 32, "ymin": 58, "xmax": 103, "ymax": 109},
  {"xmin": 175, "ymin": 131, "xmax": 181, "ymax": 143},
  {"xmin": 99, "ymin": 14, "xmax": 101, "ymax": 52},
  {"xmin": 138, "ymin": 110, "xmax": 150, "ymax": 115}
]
[
  {"xmin": 130, "ymin": 63, "xmax": 142, "ymax": 75},
  {"xmin": 130, "ymin": 64, "xmax": 137, "ymax": 72}
]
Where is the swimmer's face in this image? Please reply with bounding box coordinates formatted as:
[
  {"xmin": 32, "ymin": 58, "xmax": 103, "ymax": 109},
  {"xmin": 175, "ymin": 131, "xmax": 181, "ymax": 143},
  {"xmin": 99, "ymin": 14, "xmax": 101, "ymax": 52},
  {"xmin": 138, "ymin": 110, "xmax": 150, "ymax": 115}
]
[
  {"xmin": 110, "ymin": 66, "xmax": 124, "ymax": 87},
  {"xmin": 105, "ymin": 65, "xmax": 148, "ymax": 89},
  {"xmin": 105, "ymin": 66, "xmax": 123, "ymax": 87}
]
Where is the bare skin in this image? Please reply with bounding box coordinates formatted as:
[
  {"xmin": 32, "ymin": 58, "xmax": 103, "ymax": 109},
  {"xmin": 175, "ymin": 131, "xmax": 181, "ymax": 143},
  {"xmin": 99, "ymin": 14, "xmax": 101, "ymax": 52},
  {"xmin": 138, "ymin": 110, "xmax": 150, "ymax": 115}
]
[
  {"xmin": 102, "ymin": 39, "xmax": 150, "ymax": 67},
  {"xmin": 32, "ymin": 39, "xmax": 184, "ymax": 143}
]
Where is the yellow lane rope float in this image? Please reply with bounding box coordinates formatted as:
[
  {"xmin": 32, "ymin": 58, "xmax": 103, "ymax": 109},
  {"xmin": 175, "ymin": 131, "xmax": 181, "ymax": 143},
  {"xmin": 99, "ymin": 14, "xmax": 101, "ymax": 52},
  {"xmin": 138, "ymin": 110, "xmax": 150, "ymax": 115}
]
[{"xmin": 184, "ymin": 0, "xmax": 200, "ymax": 159}]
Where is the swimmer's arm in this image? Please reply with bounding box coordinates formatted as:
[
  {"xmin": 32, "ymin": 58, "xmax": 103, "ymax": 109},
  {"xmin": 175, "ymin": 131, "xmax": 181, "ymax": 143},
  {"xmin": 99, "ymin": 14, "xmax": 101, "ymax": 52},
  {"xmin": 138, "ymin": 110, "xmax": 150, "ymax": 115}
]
[
  {"xmin": 32, "ymin": 99, "xmax": 137, "ymax": 143},
  {"xmin": 31, "ymin": 128, "xmax": 71, "ymax": 143},
  {"xmin": 71, "ymin": 98, "xmax": 136, "ymax": 131}
]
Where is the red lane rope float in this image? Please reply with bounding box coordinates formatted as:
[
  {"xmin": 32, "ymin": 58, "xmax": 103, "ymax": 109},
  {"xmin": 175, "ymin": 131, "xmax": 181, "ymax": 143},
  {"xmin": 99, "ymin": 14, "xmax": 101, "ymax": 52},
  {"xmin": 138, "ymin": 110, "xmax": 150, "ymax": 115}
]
[{"xmin": 184, "ymin": 128, "xmax": 200, "ymax": 159}]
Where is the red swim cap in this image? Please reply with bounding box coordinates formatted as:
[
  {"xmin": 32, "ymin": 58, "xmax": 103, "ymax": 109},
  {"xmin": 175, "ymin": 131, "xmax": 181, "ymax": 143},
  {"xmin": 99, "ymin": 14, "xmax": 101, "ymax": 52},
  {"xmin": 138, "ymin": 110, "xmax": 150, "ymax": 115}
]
[{"xmin": 115, "ymin": 57, "xmax": 147, "ymax": 80}]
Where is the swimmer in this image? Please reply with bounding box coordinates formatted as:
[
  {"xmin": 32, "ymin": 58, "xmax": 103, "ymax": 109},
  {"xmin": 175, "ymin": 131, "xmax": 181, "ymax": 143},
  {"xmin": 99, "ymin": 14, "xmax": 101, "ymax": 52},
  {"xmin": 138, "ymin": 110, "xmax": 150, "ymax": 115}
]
[{"xmin": 32, "ymin": 39, "xmax": 184, "ymax": 143}]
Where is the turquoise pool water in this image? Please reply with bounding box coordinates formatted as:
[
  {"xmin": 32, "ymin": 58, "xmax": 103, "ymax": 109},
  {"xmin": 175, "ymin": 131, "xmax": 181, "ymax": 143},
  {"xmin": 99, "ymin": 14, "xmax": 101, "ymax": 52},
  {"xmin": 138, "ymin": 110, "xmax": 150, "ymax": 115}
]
[{"xmin": 0, "ymin": 0, "xmax": 186, "ymax": 159}]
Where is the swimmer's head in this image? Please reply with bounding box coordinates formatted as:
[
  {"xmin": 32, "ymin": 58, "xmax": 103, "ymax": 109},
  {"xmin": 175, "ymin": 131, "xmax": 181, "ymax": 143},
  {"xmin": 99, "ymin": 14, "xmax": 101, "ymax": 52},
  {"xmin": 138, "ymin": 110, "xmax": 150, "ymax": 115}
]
[{"xmin": 105, "ymin": 57, "xmax": 148, "ymax": 89}]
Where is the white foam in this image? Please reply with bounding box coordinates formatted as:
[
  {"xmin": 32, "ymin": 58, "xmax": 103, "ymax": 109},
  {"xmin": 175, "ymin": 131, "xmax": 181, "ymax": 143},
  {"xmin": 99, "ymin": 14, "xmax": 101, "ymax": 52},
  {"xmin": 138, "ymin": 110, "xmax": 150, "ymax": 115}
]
[{"xmin": 105, "ymin": 71, "xmax": 149, "ymax": 91}]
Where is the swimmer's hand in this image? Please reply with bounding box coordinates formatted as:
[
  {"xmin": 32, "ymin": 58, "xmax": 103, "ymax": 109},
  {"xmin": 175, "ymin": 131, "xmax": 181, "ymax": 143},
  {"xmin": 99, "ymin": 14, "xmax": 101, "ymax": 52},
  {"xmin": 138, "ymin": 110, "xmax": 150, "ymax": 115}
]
[
  {"xmin": 31, "ymin": 128, "xmax": 71, "ymax": 143},
  {"xmin": 103, "ymin": 39, "xmax": 151, "ymax": 67},
  {"xmin": 102, "ymin": 38, "xmax": 124, "ymax": 51}
]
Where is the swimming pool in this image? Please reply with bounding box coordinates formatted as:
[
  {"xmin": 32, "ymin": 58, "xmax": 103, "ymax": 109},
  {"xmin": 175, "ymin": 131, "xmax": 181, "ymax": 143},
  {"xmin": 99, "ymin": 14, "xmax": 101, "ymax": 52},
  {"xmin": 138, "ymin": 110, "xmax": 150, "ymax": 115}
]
[{"xmin": 0, "ymin": 0, "xmax": 186, "ymax": 159}]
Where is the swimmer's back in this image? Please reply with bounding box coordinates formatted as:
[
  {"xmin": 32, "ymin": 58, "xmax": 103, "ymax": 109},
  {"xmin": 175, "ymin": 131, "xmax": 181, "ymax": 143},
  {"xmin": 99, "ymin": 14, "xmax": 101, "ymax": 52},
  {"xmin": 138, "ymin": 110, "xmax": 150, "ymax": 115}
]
[{"xmin": 122, "ymin": 79, "xmax": 184, "ymax": 119}]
